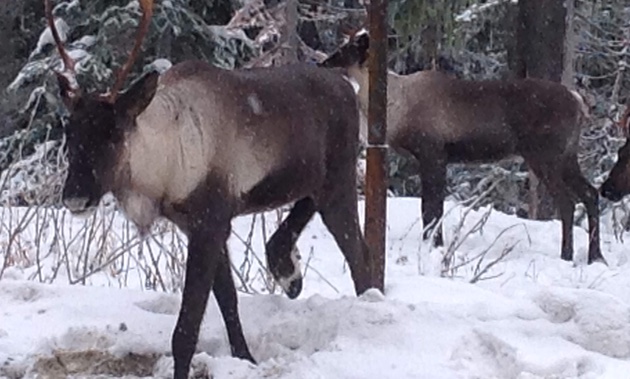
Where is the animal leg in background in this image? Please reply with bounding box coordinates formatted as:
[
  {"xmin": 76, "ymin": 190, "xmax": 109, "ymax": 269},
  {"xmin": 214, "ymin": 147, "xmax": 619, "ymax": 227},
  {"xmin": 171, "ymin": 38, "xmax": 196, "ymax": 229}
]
[
  {"xmin": 561, "ymin": 159, "xmax": 605, "ymax": 264},
  {"xmin": 526, "ymin": 159, "xmax": 577, "ymax": 262},
  {"xmin": 416, "ymin": 153, "xmax": 447, "ymax": 248}
]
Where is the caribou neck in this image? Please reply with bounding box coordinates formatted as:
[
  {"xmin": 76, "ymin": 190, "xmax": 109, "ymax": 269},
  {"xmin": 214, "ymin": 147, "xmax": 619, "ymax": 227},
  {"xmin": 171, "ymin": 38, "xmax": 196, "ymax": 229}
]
[
  {"xmin": 348, "ymin": 66, "xmax": 407, "ymax": 144},
  {"xmin": 109, "ymin": 144, "xmax": 162, "ymax": 237},
  {"xmin": 109, "ymin": 88, "xmax": 187, "ymax": 236}
]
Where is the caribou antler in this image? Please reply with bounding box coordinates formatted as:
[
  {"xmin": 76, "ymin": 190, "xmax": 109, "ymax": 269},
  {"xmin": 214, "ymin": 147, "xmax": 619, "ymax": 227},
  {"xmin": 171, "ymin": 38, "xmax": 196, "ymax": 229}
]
[
  {"xmin": 44, "ymin": 0, "xmax": 79, "ymax": 96},
  {"xmin": 45, "ymin": 0, "xmax": 154, "ymax": 104},
  {"xmin": 618, "ymin": 103, "xmax": 630, "ymax": 137},
  {"xmin": 104, "ymin": 0, "xmax": 155, "ymax": 103}
]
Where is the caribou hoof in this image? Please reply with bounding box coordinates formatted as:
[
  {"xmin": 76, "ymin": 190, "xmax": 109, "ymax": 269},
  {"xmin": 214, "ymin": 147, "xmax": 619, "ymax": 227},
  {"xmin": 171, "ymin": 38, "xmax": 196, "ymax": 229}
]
[
  {"xmin": 560, "ymin": 250, "xmax": 573, "ymax": 262},
  {"xmin": 282, "ymin": 276, "xmax": 303, "ymax": 299},
  {"xmin": 237, "ymin": 350, "xmax": 257, "ymax": 365},
  {"xmin": 588, "ymin": 255, "xmax": 608, "ymax": 266}
]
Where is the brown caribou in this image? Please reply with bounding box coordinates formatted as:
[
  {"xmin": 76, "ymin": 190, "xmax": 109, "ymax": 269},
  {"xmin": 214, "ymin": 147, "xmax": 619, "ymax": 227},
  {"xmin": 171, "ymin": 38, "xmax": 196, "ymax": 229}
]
[
  {"xmin": 601, "ymin": 104, "xmax": 630, "ymax": 201},
  {"xmin": 319, "ymin": 30, "xmax": 605, "ymax": 265},
  {"xmin": 46, "ymin": 0, "xmax": 373, "ymax": 377}
]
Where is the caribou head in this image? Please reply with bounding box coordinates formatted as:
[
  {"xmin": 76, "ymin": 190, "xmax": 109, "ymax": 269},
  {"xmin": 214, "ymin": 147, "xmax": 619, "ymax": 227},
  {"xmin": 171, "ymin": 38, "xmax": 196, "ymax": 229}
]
[
  {"xmin": 601, "ymin": 105, "xmax": 630, "ymax": 201},
  {"xmin": 321, "ymin": 28, "xmax": 370, "ymax": 70},
  {"xmin": 45, "ymin": 0, "xmax": 157, "ymax": 215}
]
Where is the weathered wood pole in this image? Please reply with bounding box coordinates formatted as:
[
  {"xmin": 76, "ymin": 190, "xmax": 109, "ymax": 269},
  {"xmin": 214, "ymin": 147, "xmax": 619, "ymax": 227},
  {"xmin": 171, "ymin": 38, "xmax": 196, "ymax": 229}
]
[{"xmin": 364, "ymin": 0, "xmax": 388, "ymax": 292}]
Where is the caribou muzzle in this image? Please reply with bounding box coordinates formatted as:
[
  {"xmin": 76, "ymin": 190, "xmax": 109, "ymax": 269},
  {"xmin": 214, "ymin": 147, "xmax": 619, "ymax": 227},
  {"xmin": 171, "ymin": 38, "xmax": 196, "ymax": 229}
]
[
  {"xmin": 600, "ymin": 181, "xmax": 625, "ymax": 202},
  {"xmin": 62, "ymin": 184, "xmax": 100, "ymax": 216},
  {"xmin": 62, "ymin": 195, "xmax": 98, "ymax": 216}
]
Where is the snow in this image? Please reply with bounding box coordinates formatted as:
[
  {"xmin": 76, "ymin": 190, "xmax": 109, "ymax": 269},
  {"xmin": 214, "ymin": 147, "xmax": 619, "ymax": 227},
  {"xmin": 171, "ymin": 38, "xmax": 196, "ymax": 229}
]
[
  {"xmin": 7, "ymin": 0, "xmax": 92, "ymax": 94},
  {"xmin": 73, "ymin": 35, "xmax": 97, "ymax": 49},
  {"xmin": 150, "ymin": 58, "xmax": 173, "ymax": 74},
  {"xmin": 7, "ymin": 43, "xmax": 91, "ymax": 93},
  {"xmin": 33, "ymin": 18, "xmax": 70, "ymax": 59},
  {"xmin": 1, "ymin": 197, "xmax": 630, "ymax": 378},
  {"xmin": 455, "ymin": 0, "xmax": 519, "ymax": 23}
]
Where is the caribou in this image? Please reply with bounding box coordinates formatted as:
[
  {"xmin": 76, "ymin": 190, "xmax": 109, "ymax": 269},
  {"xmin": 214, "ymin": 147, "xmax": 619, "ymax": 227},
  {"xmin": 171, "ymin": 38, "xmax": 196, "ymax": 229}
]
[
  {"xmin": 601, "ymin": 105, "xmax": 630, "ymax": 201},
  {"xmin": 46, "ymin": 0, "xmax": 373, "ymax": 377},
  {"xmin": 319, "ymin": 30, "xmax": 605, "ymax": 265}
]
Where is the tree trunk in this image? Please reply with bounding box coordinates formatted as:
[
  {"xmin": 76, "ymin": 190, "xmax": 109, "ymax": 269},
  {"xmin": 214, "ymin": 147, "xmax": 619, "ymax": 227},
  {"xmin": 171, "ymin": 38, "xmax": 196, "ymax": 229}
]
[
  {"xmin": 504, "ymin": 1, "xmax": 519, "ymax": 79},
  {"xmin": 279, "ymin": 0, "xmax": 299, "ymax": 65},
  {"xmin": 515, "ymin": 0, "xmax": 568, "ymax": 220},
  {"xmin": 562, "ymin": 0, "xmax": 576, "ymax": 89},
  {"xmin": 421, "ymin": 0, "xmax": 439, "ymax": 69}
]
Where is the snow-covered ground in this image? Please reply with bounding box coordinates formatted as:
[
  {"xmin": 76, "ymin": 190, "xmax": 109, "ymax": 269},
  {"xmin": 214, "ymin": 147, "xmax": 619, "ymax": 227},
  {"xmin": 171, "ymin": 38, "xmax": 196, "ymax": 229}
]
[{"xmin": 1, "ymin": 197, "xmax": 630, "ymax": 378}]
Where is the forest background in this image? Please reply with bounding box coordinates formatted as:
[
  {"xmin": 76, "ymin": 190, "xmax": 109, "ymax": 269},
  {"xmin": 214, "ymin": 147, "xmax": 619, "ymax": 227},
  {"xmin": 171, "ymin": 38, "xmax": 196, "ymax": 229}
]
[{"xmin": 1, "ymin": 0, "xmax": 629, "ymax": 250}]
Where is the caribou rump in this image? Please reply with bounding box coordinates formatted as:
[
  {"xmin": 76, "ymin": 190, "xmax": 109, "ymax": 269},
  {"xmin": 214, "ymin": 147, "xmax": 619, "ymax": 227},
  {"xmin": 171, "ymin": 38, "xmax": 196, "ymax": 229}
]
[
  {"xmin": 47, "ymin": 0, "xmax": 373, "ymax": 377},
  {"xmin": 319, "ymin": 30, "xmax": 605, "ymax": 265}
]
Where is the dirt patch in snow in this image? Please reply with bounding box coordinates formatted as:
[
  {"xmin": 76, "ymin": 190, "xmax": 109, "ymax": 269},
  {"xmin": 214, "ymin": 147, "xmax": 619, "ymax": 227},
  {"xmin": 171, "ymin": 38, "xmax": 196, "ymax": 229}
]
[{"xmin": 29, "ymin": 350, "xmax": 159, "ymax": 378}]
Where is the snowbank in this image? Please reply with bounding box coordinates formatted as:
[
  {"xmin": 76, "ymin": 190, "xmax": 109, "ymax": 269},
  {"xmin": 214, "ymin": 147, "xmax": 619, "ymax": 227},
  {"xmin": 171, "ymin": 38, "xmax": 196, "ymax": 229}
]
[{"xmin": 0, "ymin": 198, "xmax": 629, "ymax": 378}]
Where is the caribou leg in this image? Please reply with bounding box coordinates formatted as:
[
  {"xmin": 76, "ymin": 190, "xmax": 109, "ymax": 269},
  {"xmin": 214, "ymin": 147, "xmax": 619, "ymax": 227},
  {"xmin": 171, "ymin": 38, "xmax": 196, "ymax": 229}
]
[
  {"xmin": 418, "ymin": 159, "xmax": 447, "ymax": 248},
  {"xmin": 529, "ymin": 162, "xmax": 577, "ymax": 262},
  {"xmin": 557, "ymin": 195, "xmax": 577, "ymax": 262},
  {"xmin": 213, "ymin": 245, "xmax": 256, "ymax": 362},
  {"xmin": 318, "ymin": 188, "xmax": 373, "ymax": 295},
  {"xmin": 265, "ymin": 197, "xmax": 316, "ymax": 299},
  {"xmin": 171, "ymin": 197, "xmax": 236, "ymax": 379},
  {"xmin": 562, "ymin": 159, "xmax": 605, "ymax": 265}
]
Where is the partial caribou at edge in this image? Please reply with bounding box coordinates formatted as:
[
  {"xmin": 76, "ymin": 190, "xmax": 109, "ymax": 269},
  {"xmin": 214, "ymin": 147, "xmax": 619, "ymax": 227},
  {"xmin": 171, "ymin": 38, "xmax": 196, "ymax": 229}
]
[
  {"xmin": 601, "ymin": 104, "xmax": 630, "ymax": 202},
  {"xmin": 320, "ymin": 30, "xmax": 605, "ymax": 265}
]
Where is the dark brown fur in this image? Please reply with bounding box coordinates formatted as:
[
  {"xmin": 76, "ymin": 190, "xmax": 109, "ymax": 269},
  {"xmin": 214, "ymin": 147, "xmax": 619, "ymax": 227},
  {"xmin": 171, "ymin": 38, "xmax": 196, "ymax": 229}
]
[
  {"xmin": 601, "ymin": 104, "xmax": 630, "ymax": 201},
  {"xmin": 320, "ymin": 31, "xmax": 604, "ymax": 265}
]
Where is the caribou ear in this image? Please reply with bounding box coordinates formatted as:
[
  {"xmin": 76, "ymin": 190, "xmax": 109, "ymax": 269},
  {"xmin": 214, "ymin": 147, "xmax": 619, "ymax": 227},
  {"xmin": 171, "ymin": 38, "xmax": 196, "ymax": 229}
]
[
  {"xmin": 319, "ymin": 34, "xmax": 370, "ymax": 69},
  {"xmin": 355, "ymin": 33, "xmax": 370, "ymax": 65},
  {"xmin": 356, "ymin": 32, "xmax": 369, "ymax": 49},
  {"xmin": 116, "ymin": 70, "xmax": 160, "ymax": 119},
  {"xmin": 618, "ymin": 104, "xmax": 630, "ymax": 138}
]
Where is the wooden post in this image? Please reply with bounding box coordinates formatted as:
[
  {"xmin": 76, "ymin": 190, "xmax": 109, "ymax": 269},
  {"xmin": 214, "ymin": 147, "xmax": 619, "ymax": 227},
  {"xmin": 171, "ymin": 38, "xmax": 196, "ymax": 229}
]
[{"xmin": 364, "ymin": 0, "xmax": 388, "ymax": 292}]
